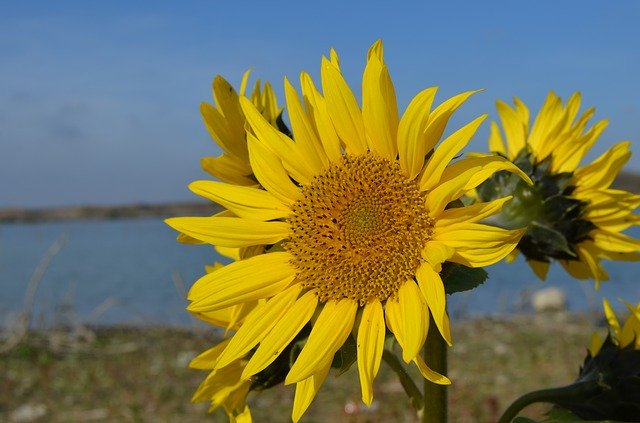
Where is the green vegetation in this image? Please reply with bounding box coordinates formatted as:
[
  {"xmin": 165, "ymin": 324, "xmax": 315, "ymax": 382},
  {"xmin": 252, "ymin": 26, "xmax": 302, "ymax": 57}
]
[{"xmin": 1, "ymin": 313, "xmax": 598, "ymax": 422}]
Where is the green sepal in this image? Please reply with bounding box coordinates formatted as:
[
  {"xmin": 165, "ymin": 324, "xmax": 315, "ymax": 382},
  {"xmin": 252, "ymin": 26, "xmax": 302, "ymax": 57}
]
[
  {"xmin": 519, "ymin": 221, "xmax": 576, "ymax": 261},
  {"xmin": 275, "ymin": 111, "xmax": 293, "ymax": 138},
  {"xmin": 554, "ymin": 336, "xmax": 640, "ymax": 422},
  {"xmin": 441, "ymin": 262, "xmax": 488, "ymax": 295}
]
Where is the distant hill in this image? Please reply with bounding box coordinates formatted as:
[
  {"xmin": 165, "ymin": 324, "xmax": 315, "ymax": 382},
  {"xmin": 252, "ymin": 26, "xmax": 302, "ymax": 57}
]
[
  {"xmin": 1, "ymin": 171, "xmax": 638, "ymax": 223},
  {"xmin": 612, "ymin": 170, "xmax": 640, "ymax": 193}
]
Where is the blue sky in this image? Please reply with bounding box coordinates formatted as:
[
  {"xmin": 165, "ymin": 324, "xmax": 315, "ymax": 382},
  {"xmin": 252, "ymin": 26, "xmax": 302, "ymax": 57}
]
[{"xmin": 1, "ymin": 1, "xmax": 638, "ymax": 208}]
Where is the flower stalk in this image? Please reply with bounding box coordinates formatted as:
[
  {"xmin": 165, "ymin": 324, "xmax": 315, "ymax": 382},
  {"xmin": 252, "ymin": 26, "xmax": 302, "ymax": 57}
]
[
  {"xmin": 382, "ymin": 350, "xmax": 424, "ymax": 411},
  {"xmin": 422, "ymin": 316, "xmax": 448, "ymax": 423},
  {"xmin": 496, "ymin": 380, "xmax": 603, "ymax": 423}
]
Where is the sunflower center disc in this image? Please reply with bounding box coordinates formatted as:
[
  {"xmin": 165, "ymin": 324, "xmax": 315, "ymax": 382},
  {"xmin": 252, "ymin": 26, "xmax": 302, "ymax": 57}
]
[{"xmin": 286, "ymin": 154, "xmax": 433, "ymax": 304}]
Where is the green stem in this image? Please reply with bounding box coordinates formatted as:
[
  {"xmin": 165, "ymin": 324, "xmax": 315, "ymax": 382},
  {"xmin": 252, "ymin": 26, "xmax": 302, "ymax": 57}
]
[
  {"xmin": 422, "ymin": 321, "xmax": 448, "ymax": 423},
  {"xmin": 382, "ymin": 349, "xmax": 424, "ymax": 410},
  {"xmin": 497, "ymin": 380, "xmax": 603, "ymax": 423}
]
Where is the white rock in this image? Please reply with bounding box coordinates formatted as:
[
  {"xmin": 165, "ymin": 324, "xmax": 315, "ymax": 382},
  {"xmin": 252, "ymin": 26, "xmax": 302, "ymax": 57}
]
[
  {"xmin": 10, "ymin": 403, "xmax": 47, "ymax": 423},
  {"xmin": 532, "ymin": 287, "xmax": 567, "ymax": 313},
  {"xmin": 176, "ymin": 350, "xmax": 198, "ymax": 368}
]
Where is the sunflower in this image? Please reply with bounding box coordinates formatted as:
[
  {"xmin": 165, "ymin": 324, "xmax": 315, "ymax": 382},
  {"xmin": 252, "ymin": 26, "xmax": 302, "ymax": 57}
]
[
  {"xmin": 176, "ymin": 71, "xmax": 281, "ymax": 247},
  {"xmin": 561, "ymin": 298, "xmax": 640, "ymax": 421},
  {"xmin": 200, "ymin": 70, "xmax": 282, "ymax": 187},
  {"xmin": 477, "ymin": 92, "xmax": 640, "ymax": 285},
  {"xmin": 167, "ymin": 40, "xmax": 527, "ymax": 421}
]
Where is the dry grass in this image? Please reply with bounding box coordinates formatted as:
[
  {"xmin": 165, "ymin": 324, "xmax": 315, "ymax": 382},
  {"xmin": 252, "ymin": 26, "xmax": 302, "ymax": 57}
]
[{"xmin": 0, "ymin": 312, "xmax": 599, "ymax": 423}]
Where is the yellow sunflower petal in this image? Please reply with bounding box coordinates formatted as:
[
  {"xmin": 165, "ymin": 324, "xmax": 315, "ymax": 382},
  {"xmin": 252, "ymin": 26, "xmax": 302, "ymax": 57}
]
[
  {"xmin": 242, "ymin": 290, "xmax": 318, "ymax": 378},
  {"xmin": 488, "ymin": 121, "xmax": 506, "ymax": 156},
  {"xmin": 286, "ymin": 299, "xmax": 358, "ymax": 384},
  {"xmin": 357, "ymin": 300, "xmax": 385, "ymax": 406},
  {"xmin": 176, "ymin": 232, "xmax": 205, "ymax": 244},
  {"xmin": 241, "ymin": 96, "xmax": 313, "ymax": 184},
  {"xmin": 420, "ymin": 241, "xmax": 455, "ymax": 271},
  {"xmin": 415, "ymin": 263, "xmax": 452, "ymax": 345},
  {"xmin": 554, "ymin": 119, "xmax": 607, "ymax": 173},
  {"xmin": 215, "ymin": 284, "xmax": 302, "ymax": 369},
  {"xmin": 239, "ymin": 69, "xmax": 251, "ymax": 96},
  {"xmin": 496, "ymin": 99, "xmax": 527, "ymax": 158},
  {"xmin": 300, "ymin": 72, "xmax": 343, "ymax": 162},
  {"xmin": 397, "ymin": 87, "xmax": 439, "ymax": 179},
  {"xmin": 200, "ymin": 154, "xmax": 254, "ymax": 186},
  {"xmin": 329, "ymin": 48, "xmax": 340, "ymax": 68},
  {"xmin": 189, "ymin": 339, "xmax": 231, "ymax": 370},
  {"xmin": 247, "ymin": 132, "xmax": 301, "ymax": 205},
  {"xmin": 187, "ymin": 252, "xmax": 296, "ymax": 309},
  {"xmin": 362, "ymin": 46, "xmax": 398, "ymax": 160},
  {"xmin": 426, "ymin": 156, "xmax": 530, "ymax": 216},
  {"xmin": 589, "ymin": 332, "xmax": 604, "ymax": 356},
  {"xmin": 413, "ymin": 355, "xmax": 451, "ymax": 385},
  {"xmin": 228, "ymin": 403, "xmax": 252, "ymax": 423},
  {"xmin": 622, "ymin": 302, "xmax": 640, "ymax": 349},
  {"xmin": 528, "ymin": 91, "xmax": 563, "ymax": 156},
  {"xmin": 436, "ymin": 196, "xmax": 512, "ymax": 226},
  {"xmin": 528, "ymin": 259, "xmax": 551, "ymax": 280},
  {"xmin": 560, "ymin": 258, "xmax": 594, "ymax": 280},
  {"xmin": 189, "ymin": 180, "xmax": 290, "ymax": 221},
  {"xmin": 284, "ymin": 77, "xmax": 329, "ymax": 171},
  {"xmin": 291, "ymin": 361, "xmax": 331, "ymax": 423},
  {"xmin": 591, "ymin": 229, "xmax": 640, "ymax": 253},
  {"xmin": 193, "ymin": 300, "xmax": 258, "ymax": 334},
  {"xmin": 200, "ymin": 101, "xmax": 242, "ymax": 161},
  {"xmin": 575, "ymin": 244, "xmax": 609, "ymax": 287},
  {"xmin": 422, "ymin": 90, "xmax": 482, "ymax": 156},
  {"xmin": 212, "ymin": 76, "xmax": 247, "ymax": 151},
  {"xmin": 420, "ymin": 115, "xmax": 487, "ymax": 191},
  {"xmin": 435, "ymin": 222, "xmax": 524, "ymax": 267},
  {"xmin": 513, "ymin": 97, "xmax": 530, "ymax": 133},
  {"xmin": 165, "ymin": 216, "xmax": 289, "ymax": 248},
  {"xmin": 573, "ymin": 141, "xmax": 631, "ymax": 191},
  {"xmin": 603, "ymin": 298, "xmax": 621, "ymax": 338},
  {"xmin": 320, "ymin": 56, "xmax": 368, "ymax": 154},
  {"xmin": 387, "ymin": 281, "xmax": 429, "ymax": 363}
]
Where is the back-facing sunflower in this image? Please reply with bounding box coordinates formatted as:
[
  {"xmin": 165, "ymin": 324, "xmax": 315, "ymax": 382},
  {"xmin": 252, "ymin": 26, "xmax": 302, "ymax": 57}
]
[{"xmin": 477, "ymin": 92, "xmax": 640, "ymax": 285}]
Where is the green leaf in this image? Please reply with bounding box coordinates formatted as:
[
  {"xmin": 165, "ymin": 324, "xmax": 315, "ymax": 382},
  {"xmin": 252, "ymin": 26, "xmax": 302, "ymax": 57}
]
[
  {"xmin": 441, "ymin": 262, "xmax": 488, "ymax": 295},
  {"xmin": 331, "ymin": 334, "xmax": 357, "ymax": 375},
  {"xmin": 513, "ymin": 418, "xmax": 538, "ymax": 423}
]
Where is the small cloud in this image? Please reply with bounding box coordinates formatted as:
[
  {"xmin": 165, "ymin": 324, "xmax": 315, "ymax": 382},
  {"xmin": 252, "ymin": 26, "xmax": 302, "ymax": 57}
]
[{"xmin": 47, "ymin": 121, "xmax": 86, "ymax": 143}]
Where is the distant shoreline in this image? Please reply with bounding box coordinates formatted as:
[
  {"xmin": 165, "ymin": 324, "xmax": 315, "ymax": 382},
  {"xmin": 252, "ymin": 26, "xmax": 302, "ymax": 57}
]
[
  {"xmin": 0, "ymin": 201, "xmax": 218, "ymax": 224},
  {"xmin": 1, "ymin": 171, "xmax": 638, "ymax": 223}
]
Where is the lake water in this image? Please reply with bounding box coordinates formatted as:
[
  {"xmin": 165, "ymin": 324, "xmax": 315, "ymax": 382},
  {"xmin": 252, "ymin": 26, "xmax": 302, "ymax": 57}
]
[{"xmin": 1, "ymin": 218, "xmax": 639, "ymax": 327}]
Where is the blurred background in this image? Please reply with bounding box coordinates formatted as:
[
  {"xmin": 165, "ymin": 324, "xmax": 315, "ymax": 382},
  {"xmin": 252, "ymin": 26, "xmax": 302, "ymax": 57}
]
[{"xmin": 1, "ymin": 1, "xmax": 639, "ymax": 422}]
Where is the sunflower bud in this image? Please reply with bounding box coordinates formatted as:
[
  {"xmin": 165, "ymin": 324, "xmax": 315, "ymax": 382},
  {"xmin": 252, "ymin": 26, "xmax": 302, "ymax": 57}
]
[{"xmin": 552, "ymin": 336, "xmax": 640, "ymax": 421}]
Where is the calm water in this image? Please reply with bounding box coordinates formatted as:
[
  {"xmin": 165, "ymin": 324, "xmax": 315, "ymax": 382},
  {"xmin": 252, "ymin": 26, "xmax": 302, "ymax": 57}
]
[{"xmin": 1, "ymin": 219, "xmax": 639, "ymax": 326}]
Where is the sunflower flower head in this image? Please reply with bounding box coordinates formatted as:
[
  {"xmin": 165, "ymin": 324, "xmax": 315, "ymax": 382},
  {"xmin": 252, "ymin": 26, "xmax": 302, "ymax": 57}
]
[
  {"xmin": 477, "ymin": 92, "xmax": 640, "ymax": 284},
  {"xmin": 167, "ymin": 40, "xmax": 527, "ymax": 421},
  {"xmin": 548, "ymin": 299, "xmax": 640, "ymax": 421}
]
